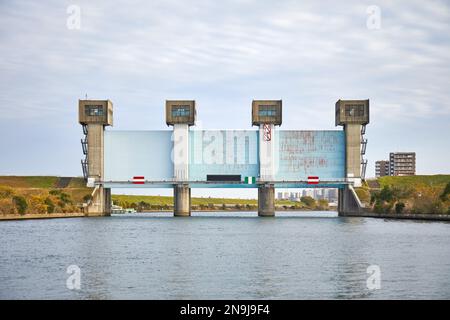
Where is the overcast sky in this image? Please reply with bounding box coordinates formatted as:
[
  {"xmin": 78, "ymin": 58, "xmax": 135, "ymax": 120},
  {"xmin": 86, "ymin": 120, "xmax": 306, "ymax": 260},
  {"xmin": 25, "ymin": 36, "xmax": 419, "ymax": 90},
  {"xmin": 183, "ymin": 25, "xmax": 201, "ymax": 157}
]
[{"xmin": 0, "ymin": 0, "xmax": 449, "ymax": 198}]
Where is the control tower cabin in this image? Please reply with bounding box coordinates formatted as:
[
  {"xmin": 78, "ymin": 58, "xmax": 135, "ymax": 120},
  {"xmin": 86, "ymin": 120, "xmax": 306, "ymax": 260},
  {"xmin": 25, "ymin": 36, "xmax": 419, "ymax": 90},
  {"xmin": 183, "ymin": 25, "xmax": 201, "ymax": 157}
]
[
  {"xmin": 252, "ymin": 100, "xmax": 282, "ymax": 126},
  {"xmin": 252, "ymin": 100, "xmax": 282, "ymax": 217},
  {"xmin": 78, "ymin": 100, "xmax": 113, "ymax": 216},
  {"xmin": 165, "ymin": 100, "xmax": 196, "ymax": 216}
]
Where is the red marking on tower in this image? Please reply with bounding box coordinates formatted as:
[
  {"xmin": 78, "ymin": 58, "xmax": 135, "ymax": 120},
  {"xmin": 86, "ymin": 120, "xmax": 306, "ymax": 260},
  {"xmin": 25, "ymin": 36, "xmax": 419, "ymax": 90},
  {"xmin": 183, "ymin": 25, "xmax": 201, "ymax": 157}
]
[{"xmin": 263, "ymin": 124, "xmax": 271, "ymax": 141}]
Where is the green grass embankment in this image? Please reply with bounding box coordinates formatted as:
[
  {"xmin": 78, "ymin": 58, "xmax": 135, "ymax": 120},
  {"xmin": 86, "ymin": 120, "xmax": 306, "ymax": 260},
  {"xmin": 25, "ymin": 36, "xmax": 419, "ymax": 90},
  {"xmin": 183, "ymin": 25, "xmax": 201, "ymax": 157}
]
[
  {"xmin": 377, "ymin": 175, "xmax": 450, "ymax": 188},
  {"xmin": 361, "ymin": 175, "xmax": 450, "ymax": 215},
  {"xmin": 0, "ymin": 176, "xmax": 92, "ymax": 215}
]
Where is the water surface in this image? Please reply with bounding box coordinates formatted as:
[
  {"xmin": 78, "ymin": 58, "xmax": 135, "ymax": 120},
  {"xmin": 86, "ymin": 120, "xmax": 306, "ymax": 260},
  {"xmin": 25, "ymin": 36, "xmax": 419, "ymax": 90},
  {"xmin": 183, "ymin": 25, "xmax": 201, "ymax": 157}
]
[{"xmin": 1, "ymin": 211, "xmax": 450, "ymax": 299}]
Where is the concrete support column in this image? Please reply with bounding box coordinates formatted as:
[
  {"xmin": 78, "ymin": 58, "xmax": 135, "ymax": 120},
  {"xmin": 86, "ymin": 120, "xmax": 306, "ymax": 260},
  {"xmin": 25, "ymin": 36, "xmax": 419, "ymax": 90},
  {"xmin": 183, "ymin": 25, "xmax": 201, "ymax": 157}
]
[
  {"xmin": 86, "ymin": 123, "xmax": 111, "ymax": 216},
  {"xmin": 344, "ymin": 124, "xmax": 362, "ymax": 187},
  {"xmin": 173, "ymin": 123, "xmax": 190, "ymax": 217},
  {"xmin": 104, "ymin": 188, "xmax": 112, "ymax": 215},
  {"xmin": 259, "ymin": 124, "xmax": 275, "ymax": 181},
  {"xmin": 338, "ymin": 187, "xmax": 345, "ymax": 215},
  {"xmin": 258, "ymin": 184, "xmax": 275, "ymax": 217},
  {"xmin": 86, "ymin": 186, "xmax": 111, "ymax": 216},
  {"xmin": 258, "ymin": 123, "xmax": 275, "ymax": 217},
  {"xmin": 87, "ymin": 123, "xmax": 104, "ymax": 179},
  {"xmin": 173, "ymin": 124, "xmax": 189, "ymax": 180},
  {"xmin": 338, "ymin": 185, "xmax": 362, "ymax": 216},
  {"xmin": 174, "ymin": 185, "xmax": 191, "ymax": 217}
]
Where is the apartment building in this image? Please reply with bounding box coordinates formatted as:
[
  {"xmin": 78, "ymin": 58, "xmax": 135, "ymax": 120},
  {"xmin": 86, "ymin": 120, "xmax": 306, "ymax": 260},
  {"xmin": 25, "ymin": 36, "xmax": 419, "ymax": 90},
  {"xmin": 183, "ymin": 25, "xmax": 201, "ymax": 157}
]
[{"xmin": 389, "ymin": 152, "xmax": 416, "ymax": 176}]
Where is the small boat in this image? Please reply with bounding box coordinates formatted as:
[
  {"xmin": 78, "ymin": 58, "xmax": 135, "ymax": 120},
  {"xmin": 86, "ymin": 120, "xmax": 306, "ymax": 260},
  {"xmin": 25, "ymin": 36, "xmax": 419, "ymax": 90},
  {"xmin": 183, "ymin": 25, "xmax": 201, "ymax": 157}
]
[{"xmin": 111, "ymin": 204, "xmax": 136, "ymax": 214}]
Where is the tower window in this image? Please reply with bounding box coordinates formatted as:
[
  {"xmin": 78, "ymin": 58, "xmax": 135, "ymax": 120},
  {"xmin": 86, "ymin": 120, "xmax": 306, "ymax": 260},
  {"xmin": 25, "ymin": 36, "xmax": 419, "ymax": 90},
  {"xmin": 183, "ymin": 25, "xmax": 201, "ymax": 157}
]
[
  {"xmin": 172, "ymin": 106, "xmax": 191, "ymax": 117},
  {"xmin": 258, "ymin": 105, "xmax": 277, "ymax": 117},
  {"xmin": 344, "ymin": 104, "xmax": 365, "ymax": 117},
  {"xmin": 85, "ymin": 105, "xmax": 104, "ymax": 116}
]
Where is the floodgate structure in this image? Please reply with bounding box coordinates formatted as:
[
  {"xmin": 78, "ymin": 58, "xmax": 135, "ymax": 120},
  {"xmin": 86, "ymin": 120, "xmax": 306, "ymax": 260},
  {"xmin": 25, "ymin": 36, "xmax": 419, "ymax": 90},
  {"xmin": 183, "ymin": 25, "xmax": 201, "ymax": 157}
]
[{"xmin": 78, "ymin": 98, "xmax": 369, "ymax": 217}]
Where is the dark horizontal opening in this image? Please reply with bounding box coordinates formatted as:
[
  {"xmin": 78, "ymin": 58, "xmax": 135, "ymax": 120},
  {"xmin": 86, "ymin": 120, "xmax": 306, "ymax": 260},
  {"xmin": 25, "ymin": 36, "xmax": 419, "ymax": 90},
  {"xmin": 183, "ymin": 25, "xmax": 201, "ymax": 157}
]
[{"xmin": 207, "ymin": 175, "xmax": 241, "ymax": 182}]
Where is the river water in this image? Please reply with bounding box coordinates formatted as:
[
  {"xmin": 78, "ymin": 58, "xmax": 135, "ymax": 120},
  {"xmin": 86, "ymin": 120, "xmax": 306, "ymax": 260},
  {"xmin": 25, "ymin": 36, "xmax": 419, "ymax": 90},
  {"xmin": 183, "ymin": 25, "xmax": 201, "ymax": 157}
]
[{"xmin": 1, "ymin": 211, "xmax": 450, "ymax": 299}]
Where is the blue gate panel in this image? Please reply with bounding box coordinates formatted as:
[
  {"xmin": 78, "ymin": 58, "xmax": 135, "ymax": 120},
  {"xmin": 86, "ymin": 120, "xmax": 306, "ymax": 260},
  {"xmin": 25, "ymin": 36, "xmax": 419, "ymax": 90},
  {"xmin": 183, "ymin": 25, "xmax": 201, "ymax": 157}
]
[
  {"xmin": 104, "ymin": 131, "xmax": 173, "ymax": 183},
  {"xmin": 102, "ymin": 129, "xmax": 345, "ymax": 188},
  {"xmin": 275, "ymin": 131, "xmax": 345, "ymax": 180},
  {"xmin": 189, "ymin": 130, "xmax": 259, "ymax": 181}
]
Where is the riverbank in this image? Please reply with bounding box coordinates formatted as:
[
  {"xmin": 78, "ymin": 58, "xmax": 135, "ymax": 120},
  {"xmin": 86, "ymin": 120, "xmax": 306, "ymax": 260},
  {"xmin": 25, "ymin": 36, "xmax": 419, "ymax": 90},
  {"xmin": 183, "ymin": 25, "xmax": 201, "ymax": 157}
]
[
  {"xmin": 0, "ymin": 212, "xmax": 85, "ymax": 221},
  {"xmin": 2, "ymin": 210, "xmax": 450, "ymax": 222},
  {"xmin": 341, "ymin": 211, "xmax": 450, "ymax": 222}
]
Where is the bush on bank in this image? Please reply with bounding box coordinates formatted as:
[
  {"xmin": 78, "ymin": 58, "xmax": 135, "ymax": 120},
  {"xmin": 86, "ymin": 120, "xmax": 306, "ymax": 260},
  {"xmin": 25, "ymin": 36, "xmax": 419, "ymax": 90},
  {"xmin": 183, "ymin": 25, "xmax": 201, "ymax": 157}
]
[{"xmin": 12, "ymin": 196, "xmax": 27, "ymax": 215}]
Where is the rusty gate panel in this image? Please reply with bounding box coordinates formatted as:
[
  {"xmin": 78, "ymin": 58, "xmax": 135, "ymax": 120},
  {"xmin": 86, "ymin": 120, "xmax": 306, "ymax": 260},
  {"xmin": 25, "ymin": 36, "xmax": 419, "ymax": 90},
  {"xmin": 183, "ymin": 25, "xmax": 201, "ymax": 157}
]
[{"xmin": 275, "ymin": 130, "xmax": 345, "ymax": 180}]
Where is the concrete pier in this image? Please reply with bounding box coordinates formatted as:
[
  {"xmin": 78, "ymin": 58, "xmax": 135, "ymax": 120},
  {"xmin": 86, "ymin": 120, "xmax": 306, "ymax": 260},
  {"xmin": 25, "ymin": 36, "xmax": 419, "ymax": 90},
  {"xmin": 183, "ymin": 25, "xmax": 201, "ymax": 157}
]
[
  {"xmin": 85, "ymin": 187, "xmax": 111, "ymax": 216},
  {"xmin": 338, "ymin": 185, "xmax": 363, "ymax": 216},
  {"xmin": 174, "ymin": 185, "xmax": 191, "ymax": 217},
  {"xmin": 258, "ymin": 184, "xmax": 275, "ymax": 217},
  {"xmin": 104, "ymin": 188, "xmax": 112, "ymax": 215}
]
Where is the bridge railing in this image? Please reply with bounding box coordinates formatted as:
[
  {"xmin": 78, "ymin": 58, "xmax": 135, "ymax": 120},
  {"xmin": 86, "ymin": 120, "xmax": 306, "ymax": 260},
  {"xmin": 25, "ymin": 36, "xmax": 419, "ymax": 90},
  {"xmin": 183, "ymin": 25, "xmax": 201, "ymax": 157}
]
[{"xmin": 96, "ymin": 179, "xmax": 351, "ymax": 187}]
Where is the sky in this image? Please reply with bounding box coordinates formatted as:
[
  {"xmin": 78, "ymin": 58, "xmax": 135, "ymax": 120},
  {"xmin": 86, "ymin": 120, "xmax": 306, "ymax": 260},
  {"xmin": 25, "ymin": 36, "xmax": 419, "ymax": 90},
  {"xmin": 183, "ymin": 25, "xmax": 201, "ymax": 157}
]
[{"xmin": 0, "ymin": 0, "xmax": 449, "ymax": 198}]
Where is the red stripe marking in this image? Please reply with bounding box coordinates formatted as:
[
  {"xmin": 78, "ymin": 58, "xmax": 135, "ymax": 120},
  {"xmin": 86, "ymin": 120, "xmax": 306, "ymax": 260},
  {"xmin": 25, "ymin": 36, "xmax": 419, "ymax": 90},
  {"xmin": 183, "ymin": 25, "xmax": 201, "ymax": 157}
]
[
  {"xmin": 307, "ymin": 176, "xmax": 319, "ymax": 184},
  {"xmin": 132, "ymin": 176, "xmax": 145, "ymax": 184}
]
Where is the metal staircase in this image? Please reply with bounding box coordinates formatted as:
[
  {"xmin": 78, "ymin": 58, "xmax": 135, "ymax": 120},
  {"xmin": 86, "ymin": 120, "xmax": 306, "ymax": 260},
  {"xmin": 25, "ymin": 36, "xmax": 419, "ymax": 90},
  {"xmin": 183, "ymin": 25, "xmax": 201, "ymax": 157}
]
[
  {"xmin": 81, "ymin": 124, "xmax": 88, "ymax": 180},
  {"xmin": 360, "ymin": 124, "xmax": 368, "ymax": 181}
]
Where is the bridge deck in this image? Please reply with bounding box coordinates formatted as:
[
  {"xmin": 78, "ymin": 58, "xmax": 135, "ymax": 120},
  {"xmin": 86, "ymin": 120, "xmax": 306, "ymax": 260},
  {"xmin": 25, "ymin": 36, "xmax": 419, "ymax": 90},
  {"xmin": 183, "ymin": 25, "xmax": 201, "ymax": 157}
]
[{"xmin": 100, "ymin": 180, "xmax": 349, "ymax": 189}]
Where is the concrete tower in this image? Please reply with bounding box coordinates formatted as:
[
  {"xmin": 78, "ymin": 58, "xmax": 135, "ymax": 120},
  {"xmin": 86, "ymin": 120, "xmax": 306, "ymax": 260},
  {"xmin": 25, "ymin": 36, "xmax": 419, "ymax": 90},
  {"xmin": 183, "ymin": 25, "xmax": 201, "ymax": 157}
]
[
  {"xmin": 252, "ymin": 100, "xmax": 282, "ymax": 217},
  {"xmin": 335, "ymin": 99, "xmax": 369, "ymax": 215},
  {"xmin": 166, "ymin": 100, "xmax": 196, "ymax": 216},
  {"xmin": 78, "ymin": 99, "xmax": 113, "ymax": 216}
]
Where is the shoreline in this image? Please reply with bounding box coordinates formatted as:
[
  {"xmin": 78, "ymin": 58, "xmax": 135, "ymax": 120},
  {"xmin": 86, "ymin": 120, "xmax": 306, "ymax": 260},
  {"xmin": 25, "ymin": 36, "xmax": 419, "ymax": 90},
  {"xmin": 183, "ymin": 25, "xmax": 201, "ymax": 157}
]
[
  {"xmin": 0, "ymin": 209, "xmax": 326, "ymax": 221},
  {"xmin": 1, "ymin": 210, "xmax": 450, "ymax": 221},
  {"xmin": 341, "ymin": 211, "xmax": 450, "ymax": 222},
  {"xmin": 0, "ymin": 212, "xmax": 85, "ymax": 221}
]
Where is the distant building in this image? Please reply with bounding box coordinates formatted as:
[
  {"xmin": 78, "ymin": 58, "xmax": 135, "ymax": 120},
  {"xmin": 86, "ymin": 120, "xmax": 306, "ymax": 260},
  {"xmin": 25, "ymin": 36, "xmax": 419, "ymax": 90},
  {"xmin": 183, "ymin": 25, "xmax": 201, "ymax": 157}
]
[
  {"xmin": 375, "ymin": 160, "xmax": 390, "ymax": 177},
  {"xmin": 302, "ymin": 189, "xmax": 314, "ymax": 198},
  {"xmin": 328, "ymin": 189, "xmax": 338, "ymax": 202},
  {"xmin": 276, "ymin": 189, "xmax": 338, "ymax": 202},
  {"xmin": 313, "ymin": 189, "xmax": 324, "ymax": 200},
  {"xmin": 389, "ymin": 152, "xmax": 416, "ymax": 176},
  {"xmin": 290, "ymin": 192, "xmax": 300, "ymax": 201}
]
